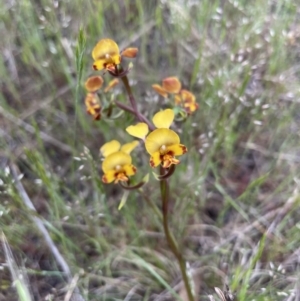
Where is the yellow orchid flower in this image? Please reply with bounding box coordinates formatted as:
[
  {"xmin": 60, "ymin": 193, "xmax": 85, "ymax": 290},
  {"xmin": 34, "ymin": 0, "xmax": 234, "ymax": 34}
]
[
  {"xmin": 175, "ymin": 89, "xmax": 198, "ymax": 114},
  {"xmin": 100, "ymin": 140, "xmax": 139, "ymax": 184},
  {"xmin": 153, "ymin": 77, "xmax": 198, "ymax": 115},
  {"xmin": 174, "ymin": 89, "xmax": 195, "ymax": 104},
  {"xmin": 102, "ymin": 152, "xmax": 137, "ymax": 183},
  {"xmin": 126, "ymin": 109, "xmax": 187, "ymax": 168},
  {"xmin": 92, "ymin": 39, "xmax": 121, "ymax": 71},
  {"xmin": 92, "ymin": 39, "xmax": 139, "ymax": 72},
  {"xmin": 85, "ymin": 93, "xmax": 101, "ymax": 120}
]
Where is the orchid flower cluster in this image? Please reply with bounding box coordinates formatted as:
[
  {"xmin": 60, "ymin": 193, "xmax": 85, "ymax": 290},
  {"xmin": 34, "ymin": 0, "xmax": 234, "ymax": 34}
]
[
  {"xmin": 85, "ymin": 39, "xmax": 198, "ymax": 301},
  {"xmin": 84, "ymin": 38, "xmax": 198, "ymax": 186},
  {"xmin": 83, "ymin": 38, "xmax": 198, "ymax": 301}
]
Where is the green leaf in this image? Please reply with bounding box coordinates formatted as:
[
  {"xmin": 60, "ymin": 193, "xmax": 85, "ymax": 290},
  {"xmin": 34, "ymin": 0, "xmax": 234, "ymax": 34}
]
[{"xmin": 118, "ymin": 190, "xmax": 130, "ymax": 210}]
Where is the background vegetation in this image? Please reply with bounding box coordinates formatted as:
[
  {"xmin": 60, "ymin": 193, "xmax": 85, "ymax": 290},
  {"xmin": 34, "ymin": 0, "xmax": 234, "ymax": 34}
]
[{"xmin": 1, "ymin": 0, "xmax": 300, "ymax": 300}]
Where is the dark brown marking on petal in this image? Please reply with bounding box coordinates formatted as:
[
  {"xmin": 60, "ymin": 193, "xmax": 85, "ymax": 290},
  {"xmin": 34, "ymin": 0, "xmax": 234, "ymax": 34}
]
[
  {"xmin": 149, "ymin": 159, "xmax": 155, "ymax": 167},
  {"xmin": 182, "ymin": 145, "xmax": 188, "ymax": 153},
  {"xmin": 94, "ymin": 113, "xmax": 101, "ymax": 120}
]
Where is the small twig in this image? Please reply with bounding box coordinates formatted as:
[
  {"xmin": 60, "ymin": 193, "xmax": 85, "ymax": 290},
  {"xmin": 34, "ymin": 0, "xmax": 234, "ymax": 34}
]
[
  {"xmin": 266, "ymin": 188, "xmax": 299, "ymax": 236},
  {"xmin": 64, "ymin": 273, "xmax": 80, "ymax": 301},
  {"xmin": 1, "ymin": 232, "xmax": 33, "ymax": 301},
  {"xmin": 123, "ymin": 284, "xmax": 140, "ymax": 301},
  {"xmin": 119, "ymin": 20, "xmax": 156, "ymax": 50},
  {"xmin": 20, "ymin": 85, "xmax": 71, "ymax": 120},
  {"xmin": 241, "ymin": 142, "xmax": 300, "ymax": 163},
  {"xmin": 10, "ymin": 163, "xmax": 85, "ymax": 301},
  {"xmin": 215, "ymin": 201, "xmax": 291, "ymax": 252}
]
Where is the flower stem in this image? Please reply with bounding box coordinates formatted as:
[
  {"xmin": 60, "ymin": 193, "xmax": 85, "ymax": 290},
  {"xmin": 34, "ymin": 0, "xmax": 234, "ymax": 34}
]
[
  {"xmin": 119, "ymin": 72, "xmax": 155, "ymax": 131},
  {"xmin": 114, "ymin": 101, "xmax": 153, "ymax": 129},
  {"xmin": 160, "ymin": 169, "xmax": 194, "ymax": 301},
  {"xmin": 120, "ymin": 74, "xmax": 138, "ymax": 113}
]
